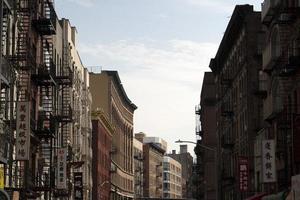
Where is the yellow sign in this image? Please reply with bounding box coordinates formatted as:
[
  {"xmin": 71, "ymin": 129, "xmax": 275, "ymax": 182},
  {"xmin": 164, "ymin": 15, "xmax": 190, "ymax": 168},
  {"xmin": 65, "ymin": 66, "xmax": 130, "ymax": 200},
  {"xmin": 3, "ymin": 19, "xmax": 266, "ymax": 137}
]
[{"xmin": 0, "ymin": 166, "xmax": 4, "ymax": 189}]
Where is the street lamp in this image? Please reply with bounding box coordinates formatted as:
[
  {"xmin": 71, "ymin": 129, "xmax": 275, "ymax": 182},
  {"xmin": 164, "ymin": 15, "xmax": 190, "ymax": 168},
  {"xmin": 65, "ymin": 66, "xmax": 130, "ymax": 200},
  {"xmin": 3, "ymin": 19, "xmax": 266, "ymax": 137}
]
[{"xmin": 175, "ymin": 139, "xmax": 218, "ymax": 200}]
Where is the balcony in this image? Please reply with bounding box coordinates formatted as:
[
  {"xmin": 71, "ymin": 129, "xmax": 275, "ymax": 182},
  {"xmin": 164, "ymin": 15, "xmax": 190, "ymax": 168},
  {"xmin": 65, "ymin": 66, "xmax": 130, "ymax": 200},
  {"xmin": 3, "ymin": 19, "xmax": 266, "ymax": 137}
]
[
  {"xmin": 32, "ymin": 1, "xmax": 57, "ymax": 35},
  {"xmin": 279, "ymin": 54, "xmax": 300, "ymax": 76},
  {"xmin": 254, "ymin": 73, "xmax": 268, "ymax": 98},
  {"xmin": 262, "ymin": 41, "xmax": 281, "ymax": 72},
  {"xmin": 221, "ymin": 135, "xmax": 234, "ymax": 150},
  {"xmin": 261, "ymin": 0, "xmax": 281, "ymax": 23},
  {"xmin": 263, "ymin": 94, "xmax": 283, "ymax": 121}
]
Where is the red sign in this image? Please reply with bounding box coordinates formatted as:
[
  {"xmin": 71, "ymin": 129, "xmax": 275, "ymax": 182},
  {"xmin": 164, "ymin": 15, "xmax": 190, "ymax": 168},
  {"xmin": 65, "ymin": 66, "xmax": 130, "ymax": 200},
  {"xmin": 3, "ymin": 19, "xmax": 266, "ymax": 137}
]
[{"xmin": 239, "ymin": 157, "xmax": 249, "ymax": 192}]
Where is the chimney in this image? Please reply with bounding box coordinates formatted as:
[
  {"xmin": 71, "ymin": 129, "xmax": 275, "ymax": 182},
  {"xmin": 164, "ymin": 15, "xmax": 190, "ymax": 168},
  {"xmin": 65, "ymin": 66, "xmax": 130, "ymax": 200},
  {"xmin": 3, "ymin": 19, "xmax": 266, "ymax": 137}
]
[{"xmin": 180, "ymin": 145, "xmax": 188, "ymax": 153}]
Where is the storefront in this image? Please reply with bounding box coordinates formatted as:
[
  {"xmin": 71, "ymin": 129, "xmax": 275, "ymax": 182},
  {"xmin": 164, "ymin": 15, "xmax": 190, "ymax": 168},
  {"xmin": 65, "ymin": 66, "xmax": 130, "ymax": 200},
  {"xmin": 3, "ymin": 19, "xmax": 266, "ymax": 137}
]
[{"xmin": 245, "ymin": 193, "xmax": 267, "ymax": 200}]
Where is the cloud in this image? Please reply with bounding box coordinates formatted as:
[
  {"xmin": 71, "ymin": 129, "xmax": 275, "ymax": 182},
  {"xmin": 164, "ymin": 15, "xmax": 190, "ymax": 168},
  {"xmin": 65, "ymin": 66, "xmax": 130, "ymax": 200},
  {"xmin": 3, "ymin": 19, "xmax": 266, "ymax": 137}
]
[
  {"xmin": 184, "ymin": 0, "xmax": 234, "ymax": 13},
  {"xmin": 57, "ymin": 0, "xmax": 94, "ymax": 7},
  {"xmin": 79, "ymin": 40, "xmax": 217, "ymax": 89},
  {"xmin": 79, "ymin": 39, "xmax": 217, "ymax": 151}
]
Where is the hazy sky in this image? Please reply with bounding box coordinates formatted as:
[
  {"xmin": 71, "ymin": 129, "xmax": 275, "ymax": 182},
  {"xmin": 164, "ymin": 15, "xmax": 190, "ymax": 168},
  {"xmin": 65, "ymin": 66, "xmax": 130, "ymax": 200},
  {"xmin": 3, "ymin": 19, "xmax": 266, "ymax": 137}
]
[{"xmin": 55, "ymin": 0, "xmax": 261, "ymax": 154}]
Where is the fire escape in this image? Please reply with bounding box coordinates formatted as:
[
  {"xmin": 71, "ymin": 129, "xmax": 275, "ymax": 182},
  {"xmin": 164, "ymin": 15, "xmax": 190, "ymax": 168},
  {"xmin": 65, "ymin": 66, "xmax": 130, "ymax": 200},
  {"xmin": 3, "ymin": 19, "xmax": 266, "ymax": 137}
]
[{"xmin": 30, "ymin": 0, "xmax": 57, "ymax": 198}]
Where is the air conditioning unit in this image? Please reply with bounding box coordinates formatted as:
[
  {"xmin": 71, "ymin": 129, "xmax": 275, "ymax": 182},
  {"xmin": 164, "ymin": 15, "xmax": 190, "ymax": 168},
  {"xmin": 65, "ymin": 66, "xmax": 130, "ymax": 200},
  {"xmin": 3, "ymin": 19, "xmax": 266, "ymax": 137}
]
[{"xmin": 110, "ymin": 163, "xmax": 117, "ymax": 173}]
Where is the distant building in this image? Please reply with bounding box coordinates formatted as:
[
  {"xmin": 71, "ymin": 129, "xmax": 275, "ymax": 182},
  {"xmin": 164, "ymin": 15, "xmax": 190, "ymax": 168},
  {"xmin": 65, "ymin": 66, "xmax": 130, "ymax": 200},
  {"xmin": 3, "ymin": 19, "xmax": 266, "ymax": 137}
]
[
  {"xmin": 90, "ymin": 71, "xmax": 137, "ymax": 200},
  {"xmin": 92, "ymin": 111, "xmax": 114, "ymax": 200},
  {"xmin": 136, "ymin": 133, "xmax": 167, "ymax": 198},
  {"xmin": 167, "ymin": 145, "xmax": 193, "ymax": 198},
  {"xmin": 133, "ymin": 138, "xmax": 144, "ymax": 198},
  {"xmin": 163, "ymin": 156, "xmax": 182, "ymax": 199}
]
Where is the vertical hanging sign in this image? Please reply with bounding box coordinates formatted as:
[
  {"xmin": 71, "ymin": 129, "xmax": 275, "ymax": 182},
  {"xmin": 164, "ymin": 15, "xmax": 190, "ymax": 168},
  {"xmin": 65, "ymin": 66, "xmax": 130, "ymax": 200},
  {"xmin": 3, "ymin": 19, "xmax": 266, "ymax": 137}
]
[
  {"xmin": 239, "ymin": 157, "xmax": 249, "ymax": 192},
  {"xmin": 0, "ymin": 166, "xmax": 4, "ymax": 189},
  {"xmin": 262, "ymin": 140, "xmax": 276, "ymax": 183},
  {"xmin": 57, "ymin": 148, "xmax": 67, "ymax": 189},
  {"xmin": 16, "ymin": 102, "xmax": 30, "ymax": 160},
  {"xmin": 74, "ymin": 172, "xmax": 83, "ymax": 200}
]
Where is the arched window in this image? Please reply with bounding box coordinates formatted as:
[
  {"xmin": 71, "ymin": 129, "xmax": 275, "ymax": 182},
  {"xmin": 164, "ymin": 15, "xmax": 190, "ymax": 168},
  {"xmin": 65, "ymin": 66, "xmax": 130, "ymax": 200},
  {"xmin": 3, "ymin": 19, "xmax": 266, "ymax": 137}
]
[{"xmin": 271, "ymin": 28, "xmax": 281, "ymax": 59}]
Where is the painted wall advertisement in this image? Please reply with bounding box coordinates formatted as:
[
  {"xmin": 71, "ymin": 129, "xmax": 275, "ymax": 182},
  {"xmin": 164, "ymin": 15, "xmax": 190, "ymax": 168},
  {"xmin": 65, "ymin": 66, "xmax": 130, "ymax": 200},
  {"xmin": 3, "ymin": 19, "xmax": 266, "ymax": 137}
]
[
  {"xmin": 57, "ymin": 148, "xmax": 67, "ymax": 189},
  {"xmin": 262, "ymin": 140, "xmax": 276, "ymax": 183},
  {"xmin": 16, "ymin": 102, "xmax": 30, "ymax": 160},
  {"xmin": 239, "ymin": 157, "xmax": 249, "ymax": 192}
]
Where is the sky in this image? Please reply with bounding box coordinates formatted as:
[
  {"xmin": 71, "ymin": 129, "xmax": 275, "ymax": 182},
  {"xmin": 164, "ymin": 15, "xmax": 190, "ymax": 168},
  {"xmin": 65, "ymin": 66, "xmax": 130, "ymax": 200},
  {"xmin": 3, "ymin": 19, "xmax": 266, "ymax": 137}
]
[{"xmin": 55, "ymin": 0, "xmax": 262, "ymax": 155}]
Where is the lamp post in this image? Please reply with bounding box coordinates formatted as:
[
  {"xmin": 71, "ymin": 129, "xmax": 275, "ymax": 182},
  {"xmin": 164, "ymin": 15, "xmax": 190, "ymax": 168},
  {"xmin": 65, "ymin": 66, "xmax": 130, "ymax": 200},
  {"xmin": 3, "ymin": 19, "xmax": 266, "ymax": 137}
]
[{"xmin": 175, "ymin": 139, "xmax": 218, "ymax": 200}]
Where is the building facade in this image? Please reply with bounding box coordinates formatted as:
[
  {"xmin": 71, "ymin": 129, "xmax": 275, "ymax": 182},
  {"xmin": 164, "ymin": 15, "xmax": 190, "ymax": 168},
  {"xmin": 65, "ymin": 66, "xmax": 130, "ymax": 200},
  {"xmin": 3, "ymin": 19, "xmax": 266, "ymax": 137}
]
[
  {"xmin": 137, "ymin": 134, "xmax": 167, "ymax": 198},
  {"xmin": 198, "ymin": 72, "xmax": 217, "ymax": 200},
  {"xmin": 167, "ymin": 145, "xmax": 193, "ymax": 199},
  {"xmin": 92, "ymin": 110, "xmax": 114, "ymax": 200},
  {"xmin": 133, "ymin": 138, "xmax": 144, "ymax": 199},
  {"xmin": 209, "ymin": 5, "xmax": 263, "ymax": 200},
  {"xmin": 254, "ymin": 0, "xmax": 300, "ymax": 197},
  {"xmin": 0, "ymin": 1, "xmax": 93, "ymax": 199},
  {"xmin": 163, "ymin": 156, "xmax": 182, "ymax": 199},
  {"xmin": 90, "ymin": 71, "xmax": 137, "ymax": 200}
]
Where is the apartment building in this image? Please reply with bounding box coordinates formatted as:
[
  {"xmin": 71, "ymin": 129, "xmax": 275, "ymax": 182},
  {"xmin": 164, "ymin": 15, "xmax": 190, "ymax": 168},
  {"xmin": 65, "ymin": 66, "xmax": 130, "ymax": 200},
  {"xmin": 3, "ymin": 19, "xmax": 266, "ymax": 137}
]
[
  {"xmin": 0, "ymin": 1, "xmax": 93, "ymax": 199},
  {"xmin": 163, "ymin": 156, "xmax": 182, "ymax": 199},
  {"xmin": 92, "ymin": 110, "xmax": 114, "ymax": 200},
  {"xmin": 133, "ymin": 138, "xmax": 144, "ymax": 198},
  {"xmin": 90, "ymin": 71, "xmax": 137, "ymax": 200},
  {"xmin": 167, "ymin": 145, "xmax": 193, "ymax": 199},
  {"xmin": 209, "ymin": 5, "xmax": 263, "ymax": 199},
  {"xmin": 254, "ymin": 0, "xmax": 300, "ymax": 197}
]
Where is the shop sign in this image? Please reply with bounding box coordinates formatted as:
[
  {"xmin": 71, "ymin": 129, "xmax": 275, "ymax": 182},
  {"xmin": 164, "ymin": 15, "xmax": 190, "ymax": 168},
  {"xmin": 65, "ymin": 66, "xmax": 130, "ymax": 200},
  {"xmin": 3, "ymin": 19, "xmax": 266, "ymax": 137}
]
[
  {"xmin": 262, "ymin": 140, "xmax": 276, "ymax": 183},
  {"xmin": 74, "ymin": 172, "xmax": 83, "ymax": 200},
  {"xmin": 57, "ymin": 148, "xmax": 67, "ymax": 189},
  {"xmin": 292, "ymin": 175, "xmax": 300, "ymax": 200},
  {"xmin": 0, "ymin": 166, "xmax": 4, "ymax": 189},
  {"xmin": 239, "ymin": 157, "xmax": 248, "ymax": 192},
  {"xmin": 15, "ymin": 102, "xmax": 30, "ymax": 160}
]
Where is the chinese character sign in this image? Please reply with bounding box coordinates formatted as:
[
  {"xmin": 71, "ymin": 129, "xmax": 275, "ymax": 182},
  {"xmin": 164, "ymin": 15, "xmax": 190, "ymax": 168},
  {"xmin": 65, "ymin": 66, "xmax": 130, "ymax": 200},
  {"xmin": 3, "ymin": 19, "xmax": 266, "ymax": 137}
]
[
  {"xmin": 16, "ymin": 102, "xmax": 30, "ymax": 160},
  {"xmin": 262, "ymin": 140, "xmax": 276, "ymax": 183},
  {"xmin": 74, "ymin": 172, "xmax": 83, "ymax": 200},
  {"xmin": 239, "ymin": 157, "xmax": 248, "ymax": 192},
  {"xmin": 57, "ymin": 148, "xmax": 67, "ymax": 189}
]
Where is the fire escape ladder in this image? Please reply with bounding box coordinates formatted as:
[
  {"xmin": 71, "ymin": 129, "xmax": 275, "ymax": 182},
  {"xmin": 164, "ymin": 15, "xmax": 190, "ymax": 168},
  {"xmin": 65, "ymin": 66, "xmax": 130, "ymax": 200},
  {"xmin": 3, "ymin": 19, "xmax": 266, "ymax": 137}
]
[{"xmin": 35, "ymin": 138, "xmax": 53, "ymax": 192}]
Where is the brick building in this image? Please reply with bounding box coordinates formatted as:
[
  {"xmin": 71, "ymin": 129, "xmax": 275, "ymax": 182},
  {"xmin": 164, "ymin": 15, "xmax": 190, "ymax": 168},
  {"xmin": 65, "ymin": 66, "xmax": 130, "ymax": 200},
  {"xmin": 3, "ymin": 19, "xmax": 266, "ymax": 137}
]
[
  {"xmin": 198, "ymin": 72, "xmax": 218, "ymax": 200},
  {"xmin": 253, "ymin": 0, "xmax": 300, "ymax": 196},
  {"xmin": 92, "ymin": 110, "xmax": 114, "ymax": 200},
  {"xmin": 90, "ymin": 71, "xmax": 137, "ymax": 200},
  {"xmin": 209, "ymin": 5, "xmax": 263, "ymax": 199},
  {"xmin": 133, "ymin": 138, "xmax": 144, "ymax": 198}
]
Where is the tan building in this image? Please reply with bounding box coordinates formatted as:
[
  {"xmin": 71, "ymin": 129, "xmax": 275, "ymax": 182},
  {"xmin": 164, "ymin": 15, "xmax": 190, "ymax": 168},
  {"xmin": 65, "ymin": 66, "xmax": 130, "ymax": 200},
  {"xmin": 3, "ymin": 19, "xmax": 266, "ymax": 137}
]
[
  {"xmin": 136, "ymin": 133, "xmax": 167, "ymax": 198},
  {"xmin": 90, "ymin": 71, "xmax": 137, "ymax": 200},
  {"xmin": 133, "ymin": 138, "xmax": 144, "ymax": 198},
  {"xmin": 163, "ymin": 156, "xmax": 182, "ymax": 199}
]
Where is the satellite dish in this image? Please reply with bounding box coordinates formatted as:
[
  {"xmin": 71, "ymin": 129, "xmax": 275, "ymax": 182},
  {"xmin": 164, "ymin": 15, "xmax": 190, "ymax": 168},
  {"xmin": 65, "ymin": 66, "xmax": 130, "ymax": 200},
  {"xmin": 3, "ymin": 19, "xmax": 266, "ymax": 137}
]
[{"xmin": 0, "ymin": 189, "xmax": 10, "ymax": 200}]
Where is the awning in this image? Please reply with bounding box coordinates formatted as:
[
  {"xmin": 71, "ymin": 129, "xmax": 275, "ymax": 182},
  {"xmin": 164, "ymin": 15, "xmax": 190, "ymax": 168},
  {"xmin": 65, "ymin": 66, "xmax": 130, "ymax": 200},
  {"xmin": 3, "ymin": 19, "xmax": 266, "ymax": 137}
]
[
  {"xmin": 262, "ymin": 191, "xmax": 288, "ymax": 200},
  {"xmin": 245, "ymin": 193, "xmax": 267, "ymax": 200}
]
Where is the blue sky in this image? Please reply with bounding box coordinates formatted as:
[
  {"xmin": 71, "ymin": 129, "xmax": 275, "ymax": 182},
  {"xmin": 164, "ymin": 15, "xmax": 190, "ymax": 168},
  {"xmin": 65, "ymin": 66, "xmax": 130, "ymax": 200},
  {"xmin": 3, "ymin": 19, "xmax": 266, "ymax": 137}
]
[{"xmin": 55, "ymin": 0, "xmax": 262, "ymax": 154}]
